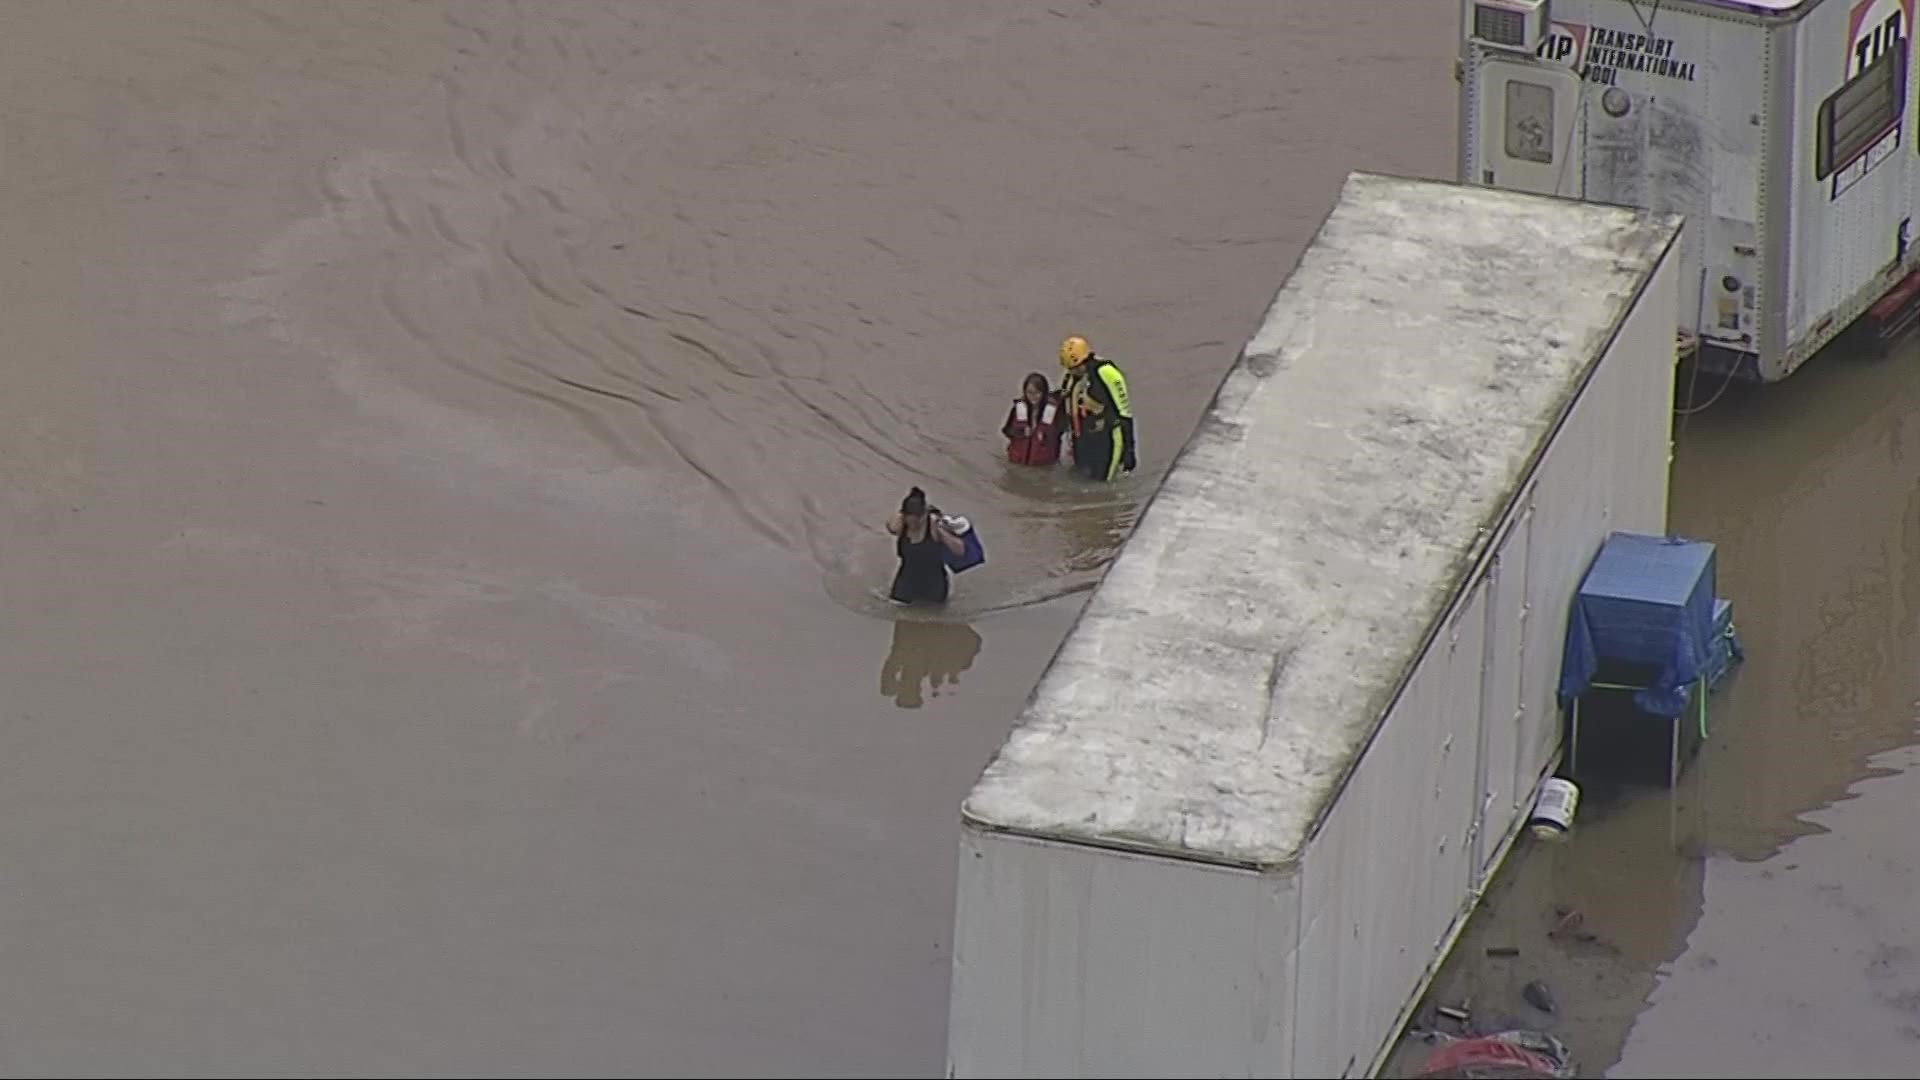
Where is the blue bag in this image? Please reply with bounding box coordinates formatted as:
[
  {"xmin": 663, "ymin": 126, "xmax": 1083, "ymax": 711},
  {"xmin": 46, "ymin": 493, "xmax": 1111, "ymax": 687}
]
[{"xmin": 942, "ymin": 515, "xmax": 986, "ymax": 573}]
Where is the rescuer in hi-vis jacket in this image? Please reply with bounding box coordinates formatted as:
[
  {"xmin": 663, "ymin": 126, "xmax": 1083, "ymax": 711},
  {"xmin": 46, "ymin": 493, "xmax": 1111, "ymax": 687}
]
[{"xmin": 1059, "ymin": 335, "xmax": 1137, "ymax": 483}]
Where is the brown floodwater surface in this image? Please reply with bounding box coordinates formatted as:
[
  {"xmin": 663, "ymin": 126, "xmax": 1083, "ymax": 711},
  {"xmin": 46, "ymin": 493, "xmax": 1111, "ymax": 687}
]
[{"xmin": 0, "ymin": 0, "xmax": 1457, "ymax": 1073}]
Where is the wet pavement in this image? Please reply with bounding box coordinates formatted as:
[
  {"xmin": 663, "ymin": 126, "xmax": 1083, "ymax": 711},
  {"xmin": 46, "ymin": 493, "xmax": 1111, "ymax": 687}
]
[
  {"xmin": 1390, "ymin": 348, "xmax": 1920, "ymax": 1078},
  {"xmin": 1614, "ymin": 744, "xmax": 1920, "ymax": 1076},
  {"xmin": 0, "ymin": 0, "xmax": 1458, "ymax": 1074}
]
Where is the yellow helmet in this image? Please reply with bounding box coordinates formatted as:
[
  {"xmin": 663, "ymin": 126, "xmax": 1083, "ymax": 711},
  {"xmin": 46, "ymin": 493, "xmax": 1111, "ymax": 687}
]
[{"xmin": 1059, "ymin": 335, "xmax": 1092, "ymax": 368}]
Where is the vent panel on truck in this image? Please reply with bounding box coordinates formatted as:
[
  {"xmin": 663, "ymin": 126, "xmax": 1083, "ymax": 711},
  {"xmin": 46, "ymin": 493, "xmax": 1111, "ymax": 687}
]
[{"xmin": 1469, "ymin": 0, "xmax": 1549, "ymax": 54}]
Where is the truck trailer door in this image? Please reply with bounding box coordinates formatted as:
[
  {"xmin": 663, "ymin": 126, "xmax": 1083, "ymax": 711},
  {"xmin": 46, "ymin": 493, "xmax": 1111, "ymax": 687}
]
[{"xmin": 1476, "ymin": 59, "xmax": 1584, "ymax": 198}]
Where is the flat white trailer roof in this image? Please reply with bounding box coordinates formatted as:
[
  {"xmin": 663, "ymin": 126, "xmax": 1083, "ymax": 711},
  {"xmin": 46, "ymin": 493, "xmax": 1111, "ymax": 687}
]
[{"xmin": 963, "ymin": 173, "xmax": 1683, "ymax": 869}]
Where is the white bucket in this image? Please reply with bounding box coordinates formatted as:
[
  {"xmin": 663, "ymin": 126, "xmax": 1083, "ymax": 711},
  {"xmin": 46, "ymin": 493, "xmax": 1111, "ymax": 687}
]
[{"xmin": 1527, "ymin": 777, "xmax": 1580, "ymax": 841}]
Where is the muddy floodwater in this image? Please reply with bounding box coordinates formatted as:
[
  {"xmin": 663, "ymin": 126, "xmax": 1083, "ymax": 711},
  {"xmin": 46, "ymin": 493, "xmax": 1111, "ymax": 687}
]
[
  {"xmin": 0, "ymin": 1, "xmax": 1456, "ymax": 1073},
  {"xmin": 14, "ymin": 1, "xmax": 1917, "ymax": 1075}
]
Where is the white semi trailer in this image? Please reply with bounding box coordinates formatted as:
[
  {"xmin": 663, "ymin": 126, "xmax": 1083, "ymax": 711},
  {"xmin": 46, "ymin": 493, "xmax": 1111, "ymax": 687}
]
[
  {"xmin": 1461, "ymin": 0, "xmax": 1920, "ymax": 380},
  {"xmin": 945, "ymin": 173, "xmax": 1683, "ymax": 1079}
]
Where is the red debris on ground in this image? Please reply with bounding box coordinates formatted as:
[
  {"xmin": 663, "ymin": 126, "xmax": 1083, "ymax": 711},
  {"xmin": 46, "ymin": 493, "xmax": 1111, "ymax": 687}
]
[{"xmin": 1414, "ymin": 1030, "xmax": 1575, "ymax": 1079}]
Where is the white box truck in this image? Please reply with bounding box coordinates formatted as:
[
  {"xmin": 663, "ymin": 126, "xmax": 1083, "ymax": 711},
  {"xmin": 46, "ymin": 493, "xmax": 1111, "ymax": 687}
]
[
  {"xmin": 1460, "ymin": 0, "xmax": 1920, "ymax": 381},
  {"xmin": 946, "ymin": 173, "xmax": 1683, "ymax": 1078}
]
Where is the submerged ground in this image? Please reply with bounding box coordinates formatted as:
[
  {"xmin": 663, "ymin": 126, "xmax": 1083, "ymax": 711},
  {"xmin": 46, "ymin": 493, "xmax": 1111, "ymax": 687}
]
[{"xmin": 5, "ymin": 1, "xmax": 1915, "ymax": 1075}]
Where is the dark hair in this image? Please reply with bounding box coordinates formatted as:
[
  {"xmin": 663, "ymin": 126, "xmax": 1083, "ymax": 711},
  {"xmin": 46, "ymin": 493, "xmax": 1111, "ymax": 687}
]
[
  {"xmin": 1022, "ymin": 372, "xmax": 1050, "ymax": 398},
  {"xmin": 900, "ymin": 486, "xmax": 928, "ymax": 514}
]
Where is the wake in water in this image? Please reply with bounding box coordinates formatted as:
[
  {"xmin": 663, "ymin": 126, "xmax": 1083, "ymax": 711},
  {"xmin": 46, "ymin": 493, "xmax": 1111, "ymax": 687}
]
[
  {"xmin": 219, "ymin": 4, "xmax": 1148, "ymax": 621},
  {"xmin": 226, "ymin": 146, "xmax": 1143, "ymax": 620},
  {"xmin": 825, "ymin": 469, "xmax": 1138, "ymax": 621}
]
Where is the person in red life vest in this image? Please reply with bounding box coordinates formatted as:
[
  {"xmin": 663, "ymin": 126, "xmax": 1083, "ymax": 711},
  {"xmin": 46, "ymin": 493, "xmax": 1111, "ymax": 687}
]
[{"xmin": 1001, "ymin": 372, "xmax": 1064, "ymax": 466}]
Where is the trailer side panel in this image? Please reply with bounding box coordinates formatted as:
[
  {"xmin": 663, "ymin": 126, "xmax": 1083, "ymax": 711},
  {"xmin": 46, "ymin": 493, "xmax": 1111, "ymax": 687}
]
[{"xmin": 1784, "ymin": 0, "xmax": 1920, "ymax": 369}]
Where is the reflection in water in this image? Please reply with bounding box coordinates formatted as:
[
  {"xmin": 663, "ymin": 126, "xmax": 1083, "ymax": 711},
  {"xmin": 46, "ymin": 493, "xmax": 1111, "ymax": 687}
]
[
  {"xmin": 1678, "ymin": 355, "xmax": 1920, "ymax": 861},
  {"xmin": 879, "ymin": 618, "xmax": 983, "ymax": 709},
  {"xmin": 994, "ymin": 458, "xmax": 1143, "ymax": 573},
  {"xmin": 1382, "ymin": 762, "xmax": 1716, "ymax": 1079},
  {"xmin": 1613, "ymin": 742, "xmax": 1920, "ymax": 1077}
]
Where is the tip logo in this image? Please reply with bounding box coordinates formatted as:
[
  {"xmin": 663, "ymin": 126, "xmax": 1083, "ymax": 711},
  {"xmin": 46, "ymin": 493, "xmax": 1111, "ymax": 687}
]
[
  {"xmin": 1850, "ymin": 0, "xmax": 1912, "ymax": 76},
  {"xmin": 1536, "ymin": 21, "xmax": 1591, "ymax": 69}
]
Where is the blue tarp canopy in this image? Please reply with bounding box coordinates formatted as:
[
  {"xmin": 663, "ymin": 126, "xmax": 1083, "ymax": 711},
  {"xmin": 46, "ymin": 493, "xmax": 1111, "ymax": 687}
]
[{"xmin": 1558, "ymin": 531, "xmax": 1717, "ymax": 718}]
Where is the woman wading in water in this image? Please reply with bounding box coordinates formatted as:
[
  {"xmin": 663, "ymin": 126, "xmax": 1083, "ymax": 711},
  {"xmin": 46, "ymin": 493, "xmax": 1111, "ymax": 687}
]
[{"xmin": 885, "ymin": 487, "xmax": 966, "ymax": 605}]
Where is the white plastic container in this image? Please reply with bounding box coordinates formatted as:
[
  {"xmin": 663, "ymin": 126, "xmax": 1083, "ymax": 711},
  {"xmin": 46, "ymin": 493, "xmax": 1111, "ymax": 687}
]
[{"xmin": 1528, "ymin": 777, "xmax": 1582, "ymax": 840}]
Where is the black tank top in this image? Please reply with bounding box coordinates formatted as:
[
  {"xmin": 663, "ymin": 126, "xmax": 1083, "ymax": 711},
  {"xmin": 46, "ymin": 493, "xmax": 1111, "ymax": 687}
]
[
  {"xmin": 898, "ymin": 521, "xmax": 947, "ymax": 576},
  {"xmin": 891, "ymin": 520, "xmax": 951, "ymax": 604}
]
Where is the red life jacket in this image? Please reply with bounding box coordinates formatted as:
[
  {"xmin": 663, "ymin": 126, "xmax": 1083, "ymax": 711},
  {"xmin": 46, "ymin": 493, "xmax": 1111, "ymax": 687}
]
[{"xmin": 1004, "ymin": 398, "xmax": 1062, "ymax": 466}]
